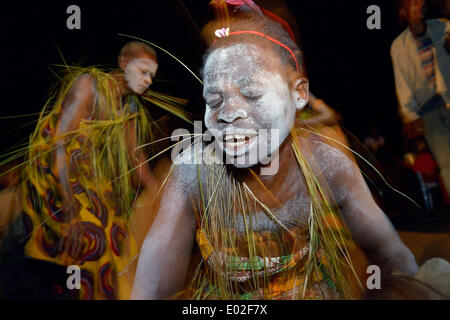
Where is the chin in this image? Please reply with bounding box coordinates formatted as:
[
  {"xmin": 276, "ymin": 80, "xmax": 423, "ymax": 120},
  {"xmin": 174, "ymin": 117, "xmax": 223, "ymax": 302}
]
[
  {"xmin": 229, "ymin": 158, "xmax": 255, "ymax": 169},
  {"xmin": 227, "ymin": 154, "xmax": 275, "ymax": 169},
  {"xmin": 129, "ymin": 84, "xmax": 146, "ymax": 94},
  {"xmin": 224, "ymin": 150, "xmax": 265, "ymax": 169}
]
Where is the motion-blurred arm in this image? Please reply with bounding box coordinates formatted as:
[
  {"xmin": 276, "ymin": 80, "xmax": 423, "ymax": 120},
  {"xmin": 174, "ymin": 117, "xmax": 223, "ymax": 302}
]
[
  {"xmin": 325, "ymin": 144, "xmax": 419, "ymax": 276},
  {"xmin": 131, "ymin": 163, "xmax": 196, "ymax": 299}
]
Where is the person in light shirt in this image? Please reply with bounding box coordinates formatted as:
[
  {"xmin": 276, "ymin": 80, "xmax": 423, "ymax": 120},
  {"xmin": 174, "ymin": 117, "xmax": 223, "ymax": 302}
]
[{"xmin": 391, "ymin": 0, "xmax": 450, "ymax": 197}]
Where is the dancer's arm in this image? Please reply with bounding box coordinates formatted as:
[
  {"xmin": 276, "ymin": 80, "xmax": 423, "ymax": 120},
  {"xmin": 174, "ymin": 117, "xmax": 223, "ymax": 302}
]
[
  {"xmin": 125, "ymin": 117, "xmax": 156, "ymax": 191},
  {"xmin": 131, "ymin": 163, "xmax": 197, "ymax": 299},
  {"xmin": 54, "ymin": 74, "xmax": 95, "ymax": 209},
  {"xmin": 317, "ymin": 141, "xmax": 419, "ymax": 276},
  {"xmin": 54, "ymin": 74, "xmax": 95, "ymax": 255}
]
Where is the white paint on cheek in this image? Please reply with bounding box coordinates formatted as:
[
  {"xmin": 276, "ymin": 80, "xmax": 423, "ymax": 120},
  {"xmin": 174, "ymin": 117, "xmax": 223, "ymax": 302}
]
[
  {"xmin": 257, "ymin": 72, "xmax": 291, "ymax": 120},
  {"xmin": 204, "ymin": 43, "xmax": 296, "ymax": 158},
  {"xmin": 204, "ymin": 109, "xmax": 214, "ymax": 131},
  {"xmin": 124, "ymin": 63, "xmax": 140, "ymax": 92},
  {"xmin": 205, "ymin": 44, "xmax": 293, "ymax": 125},
  {"xmin": 254, "ymin": 71, "xmax": 294, "ymax": 150},
  {"xmin": 124, "ymin": 58, "xmax": 157, "ymax": 93}
]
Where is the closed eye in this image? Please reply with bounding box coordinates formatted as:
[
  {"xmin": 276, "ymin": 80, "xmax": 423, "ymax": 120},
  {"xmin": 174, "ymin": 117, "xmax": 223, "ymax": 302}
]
[
  {"xmin": 241, "ymin": 88, "xmax": 263, "ymax": 101},
  {"xmin": 204, "ymin": 92, "xmax": 223, "ymax": 108},
  {"xmin": 206, "ymin": 98, "xmax": 223, "ymax": 108},
  {"xmin": 243, "ymin": 94, "xmax": 262, "ymax": 101}
]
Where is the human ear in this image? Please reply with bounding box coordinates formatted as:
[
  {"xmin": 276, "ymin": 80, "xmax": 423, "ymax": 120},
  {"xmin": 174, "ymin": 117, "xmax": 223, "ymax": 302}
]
[
  {"xmin": 118, "ymin": 56, "xmax": 128, "ymax": 71},
  {"xmin": 292, "ymin": 77, "xmax": 309, "ymax": 110}
]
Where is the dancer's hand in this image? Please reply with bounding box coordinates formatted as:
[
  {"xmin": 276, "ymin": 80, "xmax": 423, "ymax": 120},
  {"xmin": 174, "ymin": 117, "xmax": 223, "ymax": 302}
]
[
  {"xmin": 364, "ymin": 274, "xmax": 447, "ymax": 299},
  {"xmin": 58, "ymin": 214, "xmax": 85, "ymax": 260}
]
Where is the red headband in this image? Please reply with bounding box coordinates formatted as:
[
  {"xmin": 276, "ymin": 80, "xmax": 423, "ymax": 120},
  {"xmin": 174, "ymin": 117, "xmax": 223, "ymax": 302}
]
[
  {"xmin": 213, "ymin": 29, "xmax": 300, "ymax": 73},
  {"xmin": 212, "ymin": 1, "xmax": 300, "ymax": 73}
]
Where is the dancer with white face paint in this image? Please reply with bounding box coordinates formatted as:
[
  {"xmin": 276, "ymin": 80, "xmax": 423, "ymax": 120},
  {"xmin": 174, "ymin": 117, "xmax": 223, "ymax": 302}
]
[
  {"xmin": 132, "ymin": 3, "xmax": 446, "ymax": 300},
  {"xmin": 123, "ymin": 57, "xmax": 158, "ymax": 94},
  {"xmin": 9, "ymin": 41, "xmax": 164, "ymax": 300},
  {"xmin": 203, "ymin": 42, "xmax": 305, "ymax": 168}
]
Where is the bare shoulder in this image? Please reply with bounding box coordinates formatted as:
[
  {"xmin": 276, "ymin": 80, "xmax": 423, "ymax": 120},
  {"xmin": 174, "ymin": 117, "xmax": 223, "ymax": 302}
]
[
  {"xmin": 61, "ymin": 72, "xmax": 97, "ymax": 105},
  {"xmin": 170, "ymin": 141, "xmax": 208, "ymax": 195},
  {"xmin": 72, "ymin": 73, "xmax": 96, "ymax": 92},
  {"xmin": 296, "ymin": 134, "xmax": 379, "ymax": 209},
  {"xmin": 297, "ymin": 134, "xmax": 358, "ymax": 180}
]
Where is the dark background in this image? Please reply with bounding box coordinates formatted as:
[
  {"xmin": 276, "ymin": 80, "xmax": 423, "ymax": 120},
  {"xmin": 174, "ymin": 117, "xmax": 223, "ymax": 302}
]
[{"xmin": 0, "ymin": 0, "xmax": 445, "ymax": 155}]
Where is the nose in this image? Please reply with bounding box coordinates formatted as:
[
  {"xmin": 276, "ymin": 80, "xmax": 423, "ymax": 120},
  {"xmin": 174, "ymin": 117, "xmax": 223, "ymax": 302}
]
[
  {"xmin": 217, "ymin": 104, "xmax": 248, "ymax": 123},
  {"xmin": 144, "ymin": 76, "xmax": 152, "ymax": 87}
]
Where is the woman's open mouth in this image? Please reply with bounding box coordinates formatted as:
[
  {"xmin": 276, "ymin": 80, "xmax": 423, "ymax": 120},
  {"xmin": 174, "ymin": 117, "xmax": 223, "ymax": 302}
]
[{"xmin": 222, "ymin": 133, "xmax": 257, "ymax": 156}]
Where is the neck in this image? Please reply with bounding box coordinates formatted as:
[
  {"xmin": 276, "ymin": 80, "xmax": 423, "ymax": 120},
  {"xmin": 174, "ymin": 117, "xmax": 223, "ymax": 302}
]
[
  {"xmin": 110, "ymin": 71, "xmax": 131, "ymax": 96},
  {"xmin": 235, "ymin": 134, "xmax": 301, "ymax": 206},
  {"xmin": 409, "ymin": 20, "xmax": 427, "ymax": 35}
]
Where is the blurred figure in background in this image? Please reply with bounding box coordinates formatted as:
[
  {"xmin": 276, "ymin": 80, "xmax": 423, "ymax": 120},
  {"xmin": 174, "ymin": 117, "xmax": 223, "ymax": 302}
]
[
  {"xmin": 390, "ymin": 0, "xmax": 450, "ymax": 199},
  {"xmin": 405, "ymin": 137, "xmax": 444, "ymax": 210},
  {"xmin": 1, "ymin": 41, "xmax": 161, "ymax": 300}
]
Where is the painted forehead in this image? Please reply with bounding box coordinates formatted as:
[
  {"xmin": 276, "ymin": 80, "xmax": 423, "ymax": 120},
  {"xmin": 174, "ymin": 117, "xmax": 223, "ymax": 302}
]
[
  {"xmin": 203, "ymin": 43, "xmax": 284, "ymax": 89},
  {"xmin": 129, "ymin": 56, "xmax": 157, "ymax": 65}
]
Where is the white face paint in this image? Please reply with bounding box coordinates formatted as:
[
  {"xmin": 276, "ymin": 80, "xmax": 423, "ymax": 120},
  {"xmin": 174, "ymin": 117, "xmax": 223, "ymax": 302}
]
[
  {"xmin": 124, "ymin": 57, "xmax": 158, "ymax": 94},
  {"xmin": 203, "ymin": 43, "xmax": 299, "ymax": 168}
]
